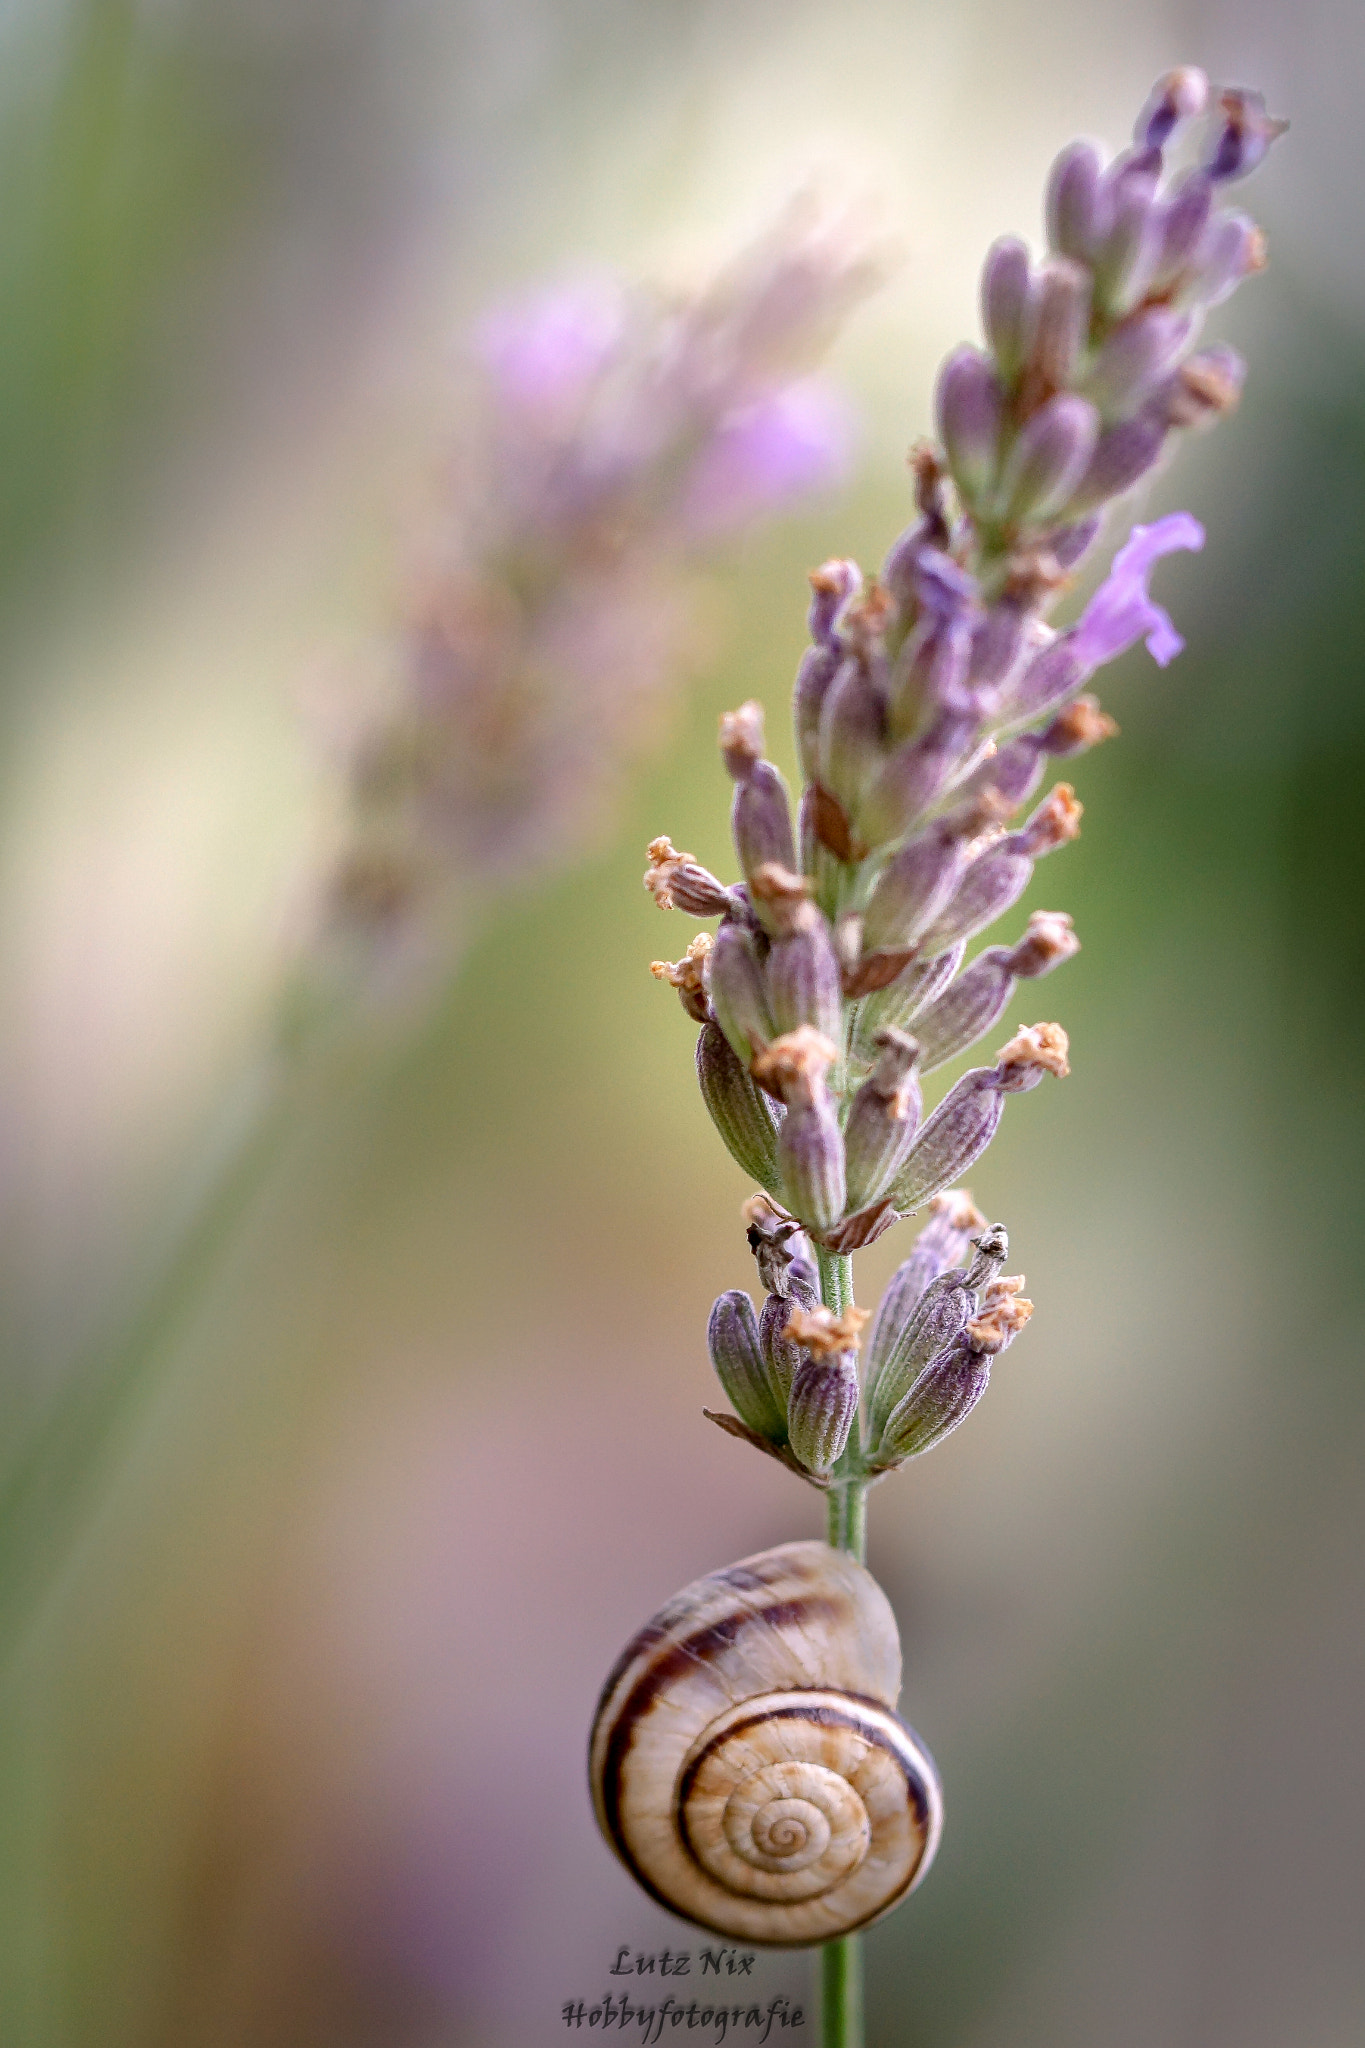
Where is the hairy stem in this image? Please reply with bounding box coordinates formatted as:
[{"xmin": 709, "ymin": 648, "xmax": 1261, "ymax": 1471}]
[{"xmin": 816, "ymin": 1245, "xmax": 866, "ymax": 2048}]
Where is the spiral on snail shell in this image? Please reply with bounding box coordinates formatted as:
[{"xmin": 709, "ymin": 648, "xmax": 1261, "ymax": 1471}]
[{"xmin": 589, "ymin": 1540, "xmax": 942, "ymax": 1946}]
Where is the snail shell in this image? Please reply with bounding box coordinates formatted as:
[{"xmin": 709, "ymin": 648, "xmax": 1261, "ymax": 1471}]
[{"xmin": 589, "ymin": 1540, "xmax": 942, "ymax": 1946}]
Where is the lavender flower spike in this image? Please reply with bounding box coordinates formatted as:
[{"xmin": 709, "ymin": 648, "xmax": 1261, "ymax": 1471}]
[
  {"xmin": 1072, "ymin": 513, "xmax": 1205, "ymax": 670},
  {"xmin": 608, "ymin": 70, "xmax": 1281, "ymax": 1990}
]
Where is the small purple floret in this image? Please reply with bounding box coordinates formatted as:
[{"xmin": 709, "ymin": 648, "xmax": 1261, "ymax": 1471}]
[{"xmin": 1072, "ymin": 512, "xmax": 1205, "ymax": 670}]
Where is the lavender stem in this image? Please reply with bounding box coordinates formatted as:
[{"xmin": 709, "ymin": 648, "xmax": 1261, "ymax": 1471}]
[{"xmin": 815, "ymin": 1244, "xmax": 867, "ymax": 2048}]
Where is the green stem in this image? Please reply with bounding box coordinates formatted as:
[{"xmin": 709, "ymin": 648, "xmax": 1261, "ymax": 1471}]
[
  {"xmin": 814, "ymin": 1247, "xmax": 867, "ymax": 2048},
  {"xmin": 820, "ymin": 1934, "xmax": 863, "ymax": 2048}
]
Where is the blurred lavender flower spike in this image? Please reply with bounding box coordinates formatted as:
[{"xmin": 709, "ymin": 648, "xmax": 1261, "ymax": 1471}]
[
  {"xmin": 474, "ymin": 276, "xmax": 627, "ymax": 423},
  {"xmin": 682, "ymin": 381, "xmax": 854, "ymax": 534},
  {"xmin": 311, "ymin": 200, "xmax": 880, "ymax": 1006}
]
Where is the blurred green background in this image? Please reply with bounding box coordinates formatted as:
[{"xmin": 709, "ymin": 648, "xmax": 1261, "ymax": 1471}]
[{"xmin": 0, "ymin": 2, "xmax": 1361, "ymax": 2044}]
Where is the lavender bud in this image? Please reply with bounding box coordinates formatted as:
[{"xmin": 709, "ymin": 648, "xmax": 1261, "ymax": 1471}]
[
  {"xmin": 707, "ymin": 918, "xmax": 773, "ymax": 1066},
  {"xmin": 796, "ymin": 562, "xmax": 862, "ymax": 781},
  {"xmin": 860, "ymin": 821, "xmax": 973, "ymax": 954},
  {"xmin": 1156, "ymin": 345, "xmax": 1246, "ymax": 429},
  {"xmin": 844, "ymin": 1027, "xmax": 923, "ymax": 1212},
  {"xmin": 793, "ymin": 644, "xmax": 842, "ymax": 784},
  {"xmin": 1024, "ymin": 259, "xmax": 1091, "ymax": 396},
  {"xmin": 1050, "ymin": 516, "xmax": 1103, "ymax": 570},
  {"xmin": 856, "ymin": 709, "xmax": 978, "ymax": 851},
  {"xmin": 994, "ymin": 631, "xmax": 1086, "ymax": 729},
  {"xmin": 887, "ymin": 549, "xmax": 980, "ymax": 739},
  {"xmin": 758, "ymin": 1287, "xmax": 808, "ymax": 1407},
  {"xmin": 650, "ymin": 934, "xmax": 713, "ymax": 1024},
  {"xmin": 1151, "ymin": 171, "xmax": 1213, "ymax": 289},
  {"xmin": 1093, "ymin": 170, "xmax": 1164, "ymax": 314},
  {"xmin": 734, "ymin": 767, "xmax": 799, "ymax": 901},
  {"xmin": 968, "ymin": 597, "xmax": 1033, "ymax": 693},
  {"xmin": 863, "ymin": 1189, "xmax": 986, "ymax": 1408},
  {"xmin": 1084, "ymin": 308, "xmax": 1192, "ymax": 417},
  {"xmin": 887, "ymin": 1069, "xmax": 1006, "ymax": 1215},
  {"xmin": 708, "ymin": 1290, "xmax": 786, "ymax": 1442},
  {"xmin": 817, "ymin": 648, "xmax": 889, "ymax": 816},
  {"xmin": 871, "ymin": 1333, "xmax": 993, "ymax": 1465},
  {"xmin": 1045, "ymin": 140, "xmax": 1108, "ymax": 261},
  {"xmin": 751, "ymin": 1028, "xmax": 847, "ymax": 1230},
  {"xmin": 914, "ymin": 786, "xmax": 1082, "ymax": 956},
  {"xmin": 1204, "ymin": 88, "xmax": 1288, "ymax": 184},
  {"xmin": 719, "ymin": 702, "xmax": 798, "ymax": 894},
  {"xmin": 696, "ymin": 1021, "xmax": 782, "ymax": 1192},
  {"xmin": 776, "ymin": 1101, "xmax": 847, "ymax": 1232},
  {"xmin": 807, "ymin": 557, "xmax": 862, "ymax": 644},
  {"xmin": 719, "ymin": 698, "xmax": 766, "ymax": 779},
  {"xmin": 882, "ymin": 457, "xmax": 953, "ymax": 616},
  {"xmin": 949, "ymin": 733, "xmax": 1046, "ymax": 820},
  {"xmin": 1134, "ymin": 66, "xmax": 1209, "ymax": 152},
  {"xmin": 866, "ymin": 1266, "xmax": 975, "ymax": 1446},
  {"xmin": 1175, "ymin": 212, "xmax": 1265, "ymax": 310},
  {"xmin": 1066, "ymin": 413, "xmax": 1168, "ymax": 513},
  {"xmin": 980, "ymin": 236, "xmax": 1034, "ymax": 383},
  {"xmin": 850, "ymin": 940, "xmax": 966, "ymax": 1062},
  {"xmin": 787, "ymin": 1351, "xmax": 860, "ymax": 1476},
  {"xmin": 643, "ymin": 836, "xmax": 735, "ymax": 918},
  {"xmin": 935, "ymin": 346, "xmax": 1004, "ymax": 506},
  {"xmin": 760, "ymin": 884, "xmax": 844, "ymax": 1041},
  {"xmin": 880, "ymin": 522, "xmax": 930, "ymax": 615},
  {"xmin": 913, "ymin": 911, "xmax": 1079, "ymax": 1072},
  {"xmin": 998, "ymin": 394, "xmax": 1101, "ymax": 524}
]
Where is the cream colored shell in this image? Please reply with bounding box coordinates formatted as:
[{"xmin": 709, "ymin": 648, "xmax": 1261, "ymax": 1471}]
[{"xmin": 588, "ymin": 1540, "xmax": 942, "ymax": 1946}]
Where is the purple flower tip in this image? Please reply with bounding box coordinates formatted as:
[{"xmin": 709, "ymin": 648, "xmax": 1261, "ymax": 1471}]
[
  {"xmin": 1072, "ymin": 512, "xmax": 1205, "ymax": 672},
  {"xmin": 681, "ymin": 379, "xmax": 854, "ymax": 535},
  {"xmin": 474, "ymin": 277, "xmax": 626, "ymax": 418}
]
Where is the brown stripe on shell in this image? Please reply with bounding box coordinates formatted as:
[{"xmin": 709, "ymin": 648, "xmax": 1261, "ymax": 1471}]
[
  {"xmin": 596, "ymin": 1595, "xmax": 839, "ymax": 1890},
  {"xmin": 592, "ymin": 1550, "xmax": 810, "ymax": 1729}
]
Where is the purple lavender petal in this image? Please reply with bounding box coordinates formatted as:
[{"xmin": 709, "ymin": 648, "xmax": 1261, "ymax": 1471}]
[{"xmin": 1071, "ymin": 513, "xmax": 1205, "ymax": 670}]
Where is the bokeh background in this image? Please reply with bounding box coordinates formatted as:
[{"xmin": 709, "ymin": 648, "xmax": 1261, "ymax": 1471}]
[{"xmin": 0, "ymin": 2, "xmax": 1361, "ymax": 2044}]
